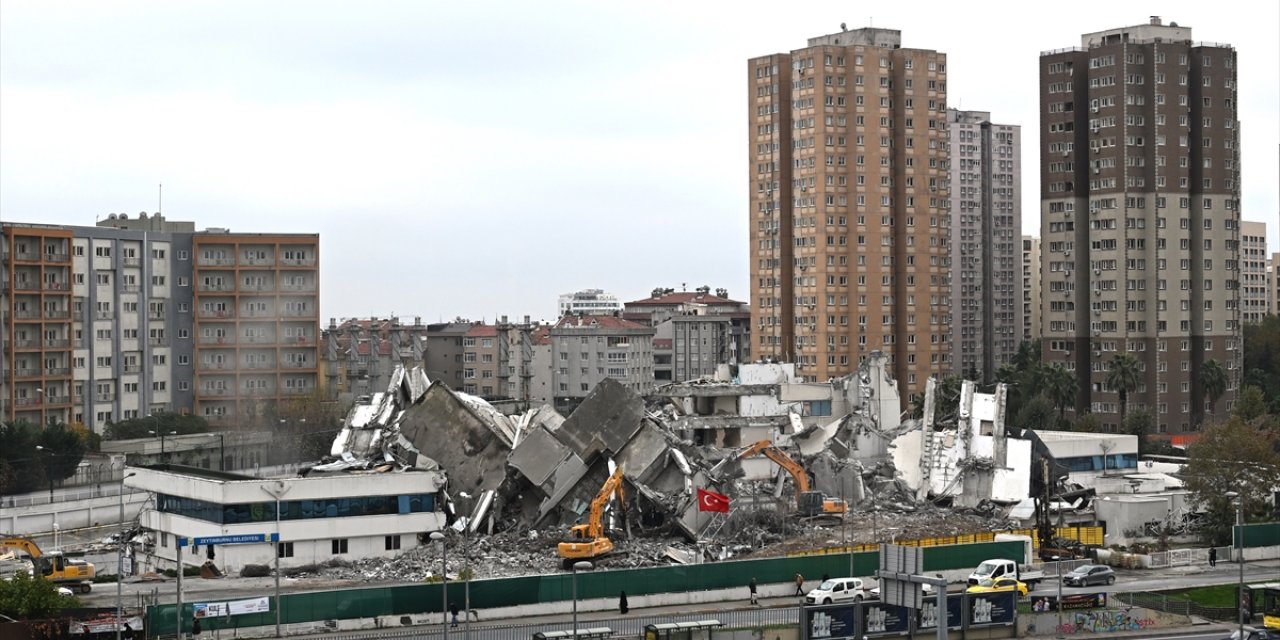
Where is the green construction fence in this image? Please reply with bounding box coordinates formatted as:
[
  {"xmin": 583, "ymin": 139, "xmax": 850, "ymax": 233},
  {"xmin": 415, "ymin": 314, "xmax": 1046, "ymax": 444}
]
[{"xmin": 145, "ymin": 539, "xmax": 1023, "ymax": 637}]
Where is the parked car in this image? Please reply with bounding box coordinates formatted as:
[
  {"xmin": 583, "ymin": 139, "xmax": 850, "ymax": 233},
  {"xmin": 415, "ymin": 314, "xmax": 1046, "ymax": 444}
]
[
  {"xmin": 1062, "ymin": 564, "xmax": 1115, "ymax": 587},
  {"xmin": 1225, "ymin": 627, "xmax": 1280, "ymax": 640},
  {"xmin": 965, "ymin": 577, "xmax": 1028, "ymax": 597},
  {"xmin": 805, "ymin": 577, "xmax": 867, "ymax": 605},
  {"xmin": 869, "ymin": 582, "xmax": 936, "ymax": 600},
  {"xmin": 57, "ymin": 587, "xmax": 74, "ymax": 597}
]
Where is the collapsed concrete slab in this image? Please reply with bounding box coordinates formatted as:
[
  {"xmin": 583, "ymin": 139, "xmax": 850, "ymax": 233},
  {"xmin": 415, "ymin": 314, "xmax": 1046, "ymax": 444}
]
[{"xmin": 398, "ymin": 382, "xmax": 515, "ymax": 497}]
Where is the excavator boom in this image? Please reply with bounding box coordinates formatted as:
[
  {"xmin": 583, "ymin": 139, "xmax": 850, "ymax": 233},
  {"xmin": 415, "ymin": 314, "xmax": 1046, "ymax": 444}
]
[
  {"xmin": 0, "ymin": 536, "xmax": 95, "ymax": 593},
  {"xmin": 557, "ymin": 465, "xmax": 626, "ymax": 565},
  {"xmin": 734, "ymin": 440, "xmax": 846, "ymax": 515}
]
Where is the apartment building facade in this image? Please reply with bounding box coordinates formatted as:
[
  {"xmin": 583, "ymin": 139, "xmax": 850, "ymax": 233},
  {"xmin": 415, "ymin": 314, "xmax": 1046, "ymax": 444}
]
[
  {"xmin": 2, "ymin": 213, "xmax": 318, "ymax": 431},
  {"xmin": 550, "ymin": 315, "xmax": 654, "ymax": 414},
  {"xmin": 1239, "ymin": 221, "xmax": 1269, "ymax": 325},
  {"xmin": 321, "ymin": 316, "xmax": 428, "ymax": 401},
  {"xmin": 1039, "ymin": 17, "xmax": 1240, "ymax": 434},
  {"xmin": 1023, "ymin": 236, "xmax": 1043, "ymax": 344},
  {"xmin": 947, "ymin": 109, "xmax": 1022, "ymax": 381},
  {"xmin": 623, "ymin": 286, "xmax": 750, "ymax": 383},
  {"xmin": 748, "ymin": 27, "xmax": 951, "ymax": 397}
]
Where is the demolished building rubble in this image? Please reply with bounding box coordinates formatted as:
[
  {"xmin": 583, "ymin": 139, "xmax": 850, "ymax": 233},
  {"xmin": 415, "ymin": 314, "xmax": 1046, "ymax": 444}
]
[{"xmin": 299, "ymin": 354, "xmax": 1084, "ymax": 578}]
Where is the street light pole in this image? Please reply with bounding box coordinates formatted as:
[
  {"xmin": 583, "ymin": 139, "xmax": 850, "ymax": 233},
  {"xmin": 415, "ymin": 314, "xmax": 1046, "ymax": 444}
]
[
  {"xmin": 430, "ymin": 531, "xmax": 447, "ymax": 640},
  {"xmin": 1226, "ymin": 491, "xmax": 1245, "ymax": 637},
  {"xmin": 116, "ymin": 472, "xmax": 137, "ymax": 640},
  {"xmin": 260, "ymin": 481, "xmax": 290, "ymax": 638},
  {"xmin": 571, "ymin": 560, "xmax": 593, "ymax": 640},
  {"xmin": 35, "ymin": 445, "xmax": 54, "ymax": 503},
  {"xmin": 459, "ymin": 492, "xmax": 474, "ymax": 640},
  {"xmin": 1053, "ymin": 555, "xmax": 1064, "ymax": 633}
]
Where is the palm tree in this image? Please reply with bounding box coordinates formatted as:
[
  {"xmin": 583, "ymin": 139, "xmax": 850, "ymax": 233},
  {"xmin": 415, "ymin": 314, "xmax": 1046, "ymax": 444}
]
[
  {"xmin": 1200, "ymin": 358, "xmax": 1228, "ymax": 423},
  {"xmin": 1106, "ymin": 353, "xmax": 1142, "ymax": 428},
  {"xmin": 1045, "ymin": 365, "xmax": 1078, "ymax": 423}
]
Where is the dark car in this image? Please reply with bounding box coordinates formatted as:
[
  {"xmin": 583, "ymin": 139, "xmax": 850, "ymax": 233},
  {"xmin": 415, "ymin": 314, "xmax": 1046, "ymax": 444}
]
[
  {"xmin": 1226, "ymin": 627, "xmax": 1280, "ymax": 640},
  {"xmin": 1062, "ymin": 564, "xmax": 1115, "ymax": 587}
]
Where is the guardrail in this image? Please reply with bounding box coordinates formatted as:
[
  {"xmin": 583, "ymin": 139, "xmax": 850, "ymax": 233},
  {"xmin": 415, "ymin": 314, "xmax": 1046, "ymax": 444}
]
[{"xmin": 1114, "ymin": 591, "xmax": 1236, "ymax": 621}]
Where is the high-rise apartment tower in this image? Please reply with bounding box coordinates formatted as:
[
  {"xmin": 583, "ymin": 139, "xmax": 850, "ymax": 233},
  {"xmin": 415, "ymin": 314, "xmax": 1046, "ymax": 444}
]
[
  {"xmin": 1039, "ymin": 17, "xmax": 1240, "ymax": 434},
  {"xmin": 947, "ymin": 109, "xmax": 1022, "ymax": 382},
  {"xmin": 748, "ymin": 27, "xmax": 951, "ymax": 396}
]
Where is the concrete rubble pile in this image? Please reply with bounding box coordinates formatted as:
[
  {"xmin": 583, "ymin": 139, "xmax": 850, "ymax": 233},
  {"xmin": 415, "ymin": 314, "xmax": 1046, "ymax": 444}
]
[{"xmin": 304, "ymin": 358, "xmax": 1022, "ymax": 579}]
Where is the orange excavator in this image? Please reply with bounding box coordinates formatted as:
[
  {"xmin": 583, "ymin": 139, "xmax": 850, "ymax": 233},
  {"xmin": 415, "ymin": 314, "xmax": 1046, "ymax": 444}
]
[
  {"xmin": 557, "ymin": 466, "xmax": 626, "ymax": 568},
  {"xmin": 0, "ymin": 536, "xmax": 96, "ymax": 593},
  {"xmin": 726, "ymin": 440, "xmax": 848, "ymax": 516}
]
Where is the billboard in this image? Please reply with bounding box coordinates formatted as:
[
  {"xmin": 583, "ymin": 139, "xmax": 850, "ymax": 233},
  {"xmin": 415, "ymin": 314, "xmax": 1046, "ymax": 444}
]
[
  {"xmin": 863, "ymin": 602, "xmax": 910, "ymax": 636},
  {"xmin": 968, "ymin": 591, "xmax": 1017, "ymax": 626},
  {"xmin": 1031, "ymin": 593, "xmax": 1107, "ymax": 612},
  {"xmin": 804, "ymin": 604, "xmax": 858, "ymax": 640},
  {"xmin": 916, "ymin": 594, "xmax": 963, "ymax": 630}
]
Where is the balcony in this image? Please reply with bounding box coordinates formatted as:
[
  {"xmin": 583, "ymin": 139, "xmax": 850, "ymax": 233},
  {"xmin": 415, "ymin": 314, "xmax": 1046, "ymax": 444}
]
[
  {"xmin": 198, "ymin": 284, "xmax": 233, "ymax": 292},
  {"xmin": 44, "ymin": 310, "xmax": 71, "ymax": 320},
  {"xmin": 280, "ymin": 284, "xmax": 315, "ymax": 292},
  {"xmin": 45, "ymin": 339, "xmax": 70, "ymax": 348},
  {"xmin": 201, "ymin": 388, "xmax": 232, "ymax": 396},
  {"xmin": 243, "ymin": 284, "xmax": 273, "ymax": 291},
  {"xmin": 13, "ymin": 282, "xmax": 39, "ymax": 291},
  {"xmin": 279, "ymin": 258, "xmax": 316, "ymax": 267},
  {"xmin": 199, "ymin": 310, "xmax": 235, "ymax": 319},
  {"xmin": 46, "ymin": 395, "xmax": 71, "ymax": 404},
  {"xmin": 14, "ymin": 368, "xmax": 39, "ymax": 378},
  {"xmin": 96, "ymin": 311, "xmax": 113, "ymax": 320},
  {"xmin": 44, "ymin": 367, "xmax": 71, "ymax": 376},
  {"xmin": 44, "ymin": 282, "xmax": 69, "ymax": 292},
  {"xmin": 121, "ymin": 284, "xmax": 140, "ymax": 293},
  {"xmin": 149, "ymin": 311, "xmax": 165, "ymax": 320},
  {"xmin": 15, "ymin": 397, "xmax": 42, "ymax": 406},
  {"xmin": 200, "ymin": 258, "xmax": 236, "ymax": 266},
  {"xmin": 73, "ymin": 339, "xmax": 86, "ymax": 348},
  {"xmin": 198, "ymin": 362, "xmax": 230, "ymax": 371},
  {"xmin": 44, "ymin": 252, "xmax": 70, "ymax": 263},
  {"xmin": 95, "ymin": 393, "xmax": 114, "ymax": 402},
  {"xmin": 13, "ymin": 339, "xmax": 39, "ymax": 349},
  {"xmin": 148, "ymin": 337, "xmax": 166, "ymax": 346},
  {"xmin": 121, "ymin": 257, "xmax": 141, "ymax": 267},
  {"xmin": 240, "ymin": 257, "xmax": 274, "ymax": 266},
  {"xmin": 14, "ymin": 310, "xmax": 40, "ymax": 319},
  {"xmin": 282, "ymin": 387, "xmax": 311, "ymax": 395},
  {"xmin": 286, "ymin": 361, "xmax": 312, "ymax": 368},
  {"xmin": 121, "ymin": 365, "xmax": 142, "ymax": 374},
  {"xmin": 14, "ymin": 251, "xmax": 39, "ymax": 261}
]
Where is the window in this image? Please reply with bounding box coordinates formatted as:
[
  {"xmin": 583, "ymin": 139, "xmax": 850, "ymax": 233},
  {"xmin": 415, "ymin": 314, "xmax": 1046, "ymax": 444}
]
[
  {"xmin": 384, "ymin": 535, "xmax": 401, "ymax": 550},
  {"xmin": 331, "ymin": 539, "xmax": 349, "ymax": 555},
  {"xmin": 277, "ymin": 542, "xmax": 294, "ymax": 558}
]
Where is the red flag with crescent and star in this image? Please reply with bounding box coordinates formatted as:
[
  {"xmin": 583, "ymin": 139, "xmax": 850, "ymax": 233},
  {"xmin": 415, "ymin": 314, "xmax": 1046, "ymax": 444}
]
[{"xmin": 697, "ymin": 488, "xmax": 729, "ymax": 513}]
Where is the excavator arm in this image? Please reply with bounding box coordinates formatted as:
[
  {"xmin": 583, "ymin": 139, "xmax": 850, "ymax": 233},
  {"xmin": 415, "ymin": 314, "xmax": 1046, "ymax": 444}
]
[
  {"xmin": 0, "ymin": 537, "xmax": 44, "ymax": 558},
  {"xmin": 733, "ymin": 440, "xmax": 846, "ymax": 514},
  {"xmin": 557, "ymin": 465, "xmax": 626, "ymax": 564}
]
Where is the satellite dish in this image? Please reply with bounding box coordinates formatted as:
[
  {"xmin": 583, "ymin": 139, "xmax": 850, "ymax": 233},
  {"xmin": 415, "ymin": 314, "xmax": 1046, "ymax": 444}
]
[{"xmin": 841, "ymin": 22, "xmax": 847, "ymax": 31}]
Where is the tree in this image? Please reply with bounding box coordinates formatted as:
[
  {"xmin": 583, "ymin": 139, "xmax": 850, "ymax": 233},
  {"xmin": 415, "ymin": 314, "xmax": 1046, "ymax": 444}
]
[
  {"xmin": 36, "ymin": 422, "xmax": 89, "ymax": 487},
  {"xmin": 1183, "ymin": 416, "xmax": 1280, "ymax": 545},
  {"xmin": 103, "ymin": 412, "xmax": 209, "ymax": 440},
  {"xmin": 1122, "ymin": 407, "xmax": 1156, "ymax": 455},
  {"xmin": 1044, "ymin": 365, "xmax": 1078, "ymax": 421},
  {"xmin": 1242, "ymin": 315, "xmax": 1280, "ymax": 413},
  {"xmin": 932, "ymin": 374, "xmax": 965, "ymax": 425},
  {"xmin": 1072, "ymin": 412, "xmax": 1102, "ymax": 433},
  {"xmin": 0, "ymin": 571, "xmax": 78, "ymax": 619},
  {"xmin": 1200, "ymin": 358, "xmax": 1227, "ymax": 422},
  {"xmin": 1015, "ymin": 395, "xmax": 1057, "ymax": 433},
  {"xmin": 1232, "ymin": 385, "xmax": 1268, "ymax": 422},
  {"xmin": 1106, "ymin": 353, "xmax": 1142, "ymax": 427},
  {"xmin": 0, "ymin": 421, "xmax": 45, "ymax": 495}
]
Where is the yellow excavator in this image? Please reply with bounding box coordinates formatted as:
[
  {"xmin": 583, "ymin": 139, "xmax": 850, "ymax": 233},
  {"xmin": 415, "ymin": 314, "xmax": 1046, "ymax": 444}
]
[
  {"xmin": 0, "ymin": 536, "xmax": 96, "ymax": 593},
  {"xmin": 730, "ymin": 440, "xmax": 848, "ymax": 516},
  {"xmin": 557, "ymin": 466, "xmax": 625, "ymax": 568}
]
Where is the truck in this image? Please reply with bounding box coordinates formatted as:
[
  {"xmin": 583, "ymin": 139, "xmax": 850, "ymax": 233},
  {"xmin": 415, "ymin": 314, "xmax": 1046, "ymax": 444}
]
[
  {"xmin": 716, "ymin": 440, "xmax": 847, "ymax": 516},
  {"xmin": 557, "ymin": 465, "xmax": 626, "ymax": 568},
  {"xmin": 0, "ymin": 537, "xmax": 96, "ymax": 593},
  {"xmin": 966, "ymin": 559, "xmax": 1044, "ymax": 589}
]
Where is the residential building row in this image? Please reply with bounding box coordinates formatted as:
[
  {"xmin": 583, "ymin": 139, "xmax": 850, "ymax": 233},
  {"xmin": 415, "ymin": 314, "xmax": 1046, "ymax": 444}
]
[{"xmin": 1, "ymin": 213, "xmax": 319, "ymax": 432}]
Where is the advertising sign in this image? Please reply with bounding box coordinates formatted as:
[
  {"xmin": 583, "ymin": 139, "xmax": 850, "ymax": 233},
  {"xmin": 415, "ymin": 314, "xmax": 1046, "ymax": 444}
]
[
  {"xmin": 916, "ymin": 593, "xmax": 963, "ymax": 630},
  {"xmin": 969, "ymin": 591, "xmax": 1017, "ymax": 626},
  {"xmin": 1031, "ymin": 593, "xmax": 1107, "ymax": 612},
  {"xmin": 194, "ymin": 597, "xmax": 271, "ymax": 618},
  {"xmin": 805, "ymin": 604, "xmax": 858, "ymax": 640},
  {"xmin": 863, "ymin": 602, "xmax": 910, "ymax": 636}
]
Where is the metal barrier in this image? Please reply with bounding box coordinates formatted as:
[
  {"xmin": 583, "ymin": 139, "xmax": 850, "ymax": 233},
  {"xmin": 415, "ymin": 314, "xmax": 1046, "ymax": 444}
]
[{"xmin": 1114, "ymin": 591, "xmax": 1236, "ymax": 622}]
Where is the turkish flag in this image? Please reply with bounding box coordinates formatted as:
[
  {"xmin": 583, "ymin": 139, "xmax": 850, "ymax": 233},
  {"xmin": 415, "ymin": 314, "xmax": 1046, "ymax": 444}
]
[{"xmin": 697, "ymin": 488, "xmax": 730, "ymax": 513}]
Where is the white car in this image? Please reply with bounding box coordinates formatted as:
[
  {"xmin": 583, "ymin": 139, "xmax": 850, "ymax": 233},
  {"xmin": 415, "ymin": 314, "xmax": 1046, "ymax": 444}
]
[
  {"xmin": 57, "ymin": 587, "xmax": 75, "ymax": 597},
  {"xmin": 870, "ymin": 581, "xmax": 936, "ymax": 599},
  {"xmin": 805, "ymin": 577, "xmax": 866, "ymax": 605}
]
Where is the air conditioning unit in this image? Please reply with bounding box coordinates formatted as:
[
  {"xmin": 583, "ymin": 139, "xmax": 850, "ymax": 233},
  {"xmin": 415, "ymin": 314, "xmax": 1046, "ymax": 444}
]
[
  {"xmin": 1095, "ymin": 269, "xmax": 1102, "ymax": 275},
  {"xmin": 1065, "ymin": 250, "xmax": 1072, "ymax": 256},
  {"xmin": 1062, "ymin": 150, "xmax": 1069, "ymax": 157},
  {"xmin": 1092, "ymin": 106, "xmax": 1100, "ymax": 113},
  {"xmin": 1095, "ymin": 310, "xmax": 1101, "ymax": 316},
  {"xmin": 1094, "ymin": 168, "xmax": 1100, "ymax": 174}
]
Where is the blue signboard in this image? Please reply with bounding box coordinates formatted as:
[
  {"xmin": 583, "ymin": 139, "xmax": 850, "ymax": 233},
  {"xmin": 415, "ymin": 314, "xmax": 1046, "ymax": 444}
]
[
  {"xmin": 804, "ymin": 604, "xmax": 858, "ymax": 640},
  {"xmin": 916, "ymin": 593, "xmax": 963, "ymax": 630},
  {"xmin": 863, "ymin": 602, "xmax": 910, "ymax": 636},
  {"xmin": 180, "ymin": 533, "xmax": 279, "ymax": 547},
  {"xmin": 969, "ymin": 591, "xmax": 1017, "ymax": 626}
]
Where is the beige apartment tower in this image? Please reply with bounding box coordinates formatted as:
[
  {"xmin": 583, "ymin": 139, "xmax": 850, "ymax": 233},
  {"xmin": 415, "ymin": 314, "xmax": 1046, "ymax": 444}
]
[
  {"xmin": 1039, "ymin": 17, "xmax": 1240, "ymax": 434},
  {"xmin": 748, "ymin": 27, "xmax": 951, "ymax": 397}
]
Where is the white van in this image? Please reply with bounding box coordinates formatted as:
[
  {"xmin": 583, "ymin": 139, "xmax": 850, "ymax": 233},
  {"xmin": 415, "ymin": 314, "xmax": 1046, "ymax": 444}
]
[{"xmin": 805, "ymin": 577, "xmax": 867, "ymax": 605}]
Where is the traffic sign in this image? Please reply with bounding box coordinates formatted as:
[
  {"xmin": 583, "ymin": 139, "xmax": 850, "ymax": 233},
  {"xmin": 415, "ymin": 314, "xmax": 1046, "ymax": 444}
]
[{"xmin": 180, "ymin": 533, "xmax": 279, "ymax": 547}]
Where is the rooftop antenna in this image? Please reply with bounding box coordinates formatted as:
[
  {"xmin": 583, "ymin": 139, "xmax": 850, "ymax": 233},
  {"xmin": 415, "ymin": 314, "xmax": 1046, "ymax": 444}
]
[{"xmin": 158, "ymin": 183, "xmax": 163, "ymax": 214}]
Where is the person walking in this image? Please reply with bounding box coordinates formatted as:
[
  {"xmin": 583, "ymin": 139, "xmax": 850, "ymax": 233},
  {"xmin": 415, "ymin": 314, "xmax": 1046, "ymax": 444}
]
[
  {"xmin": 1208, "ymin": 547, "xmax": 1217, "ymax": 567},
  {"xmin": 619, "ymin": 591, "xmax": 629, "ymax": 614},
  {"xmin": 449, "ymin": 602, "xmax": 459, "ymax": 627},
  {"xmin": 749, "ymin": 577, "xmax": 759, "ymax": 605},
  {"xmin": 794, "ymin": 572, "xmax": 805, "ymax": 596}
]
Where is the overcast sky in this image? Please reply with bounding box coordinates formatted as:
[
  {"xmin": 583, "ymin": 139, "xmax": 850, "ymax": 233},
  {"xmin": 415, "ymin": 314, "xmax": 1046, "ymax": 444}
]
[{"xmin": 2, "ymin": 1, "xmax": 1276, "ymax": 324}]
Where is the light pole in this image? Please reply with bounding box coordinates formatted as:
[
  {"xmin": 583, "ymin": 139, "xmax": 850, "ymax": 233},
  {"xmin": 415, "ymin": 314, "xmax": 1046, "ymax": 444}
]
[
  {"xmin": 459, "ymin": 492, "xmax": 474, "ymax": 640},
  {"xmin": 261, "ymin": 480, "xmax": 290, "ymax": 638},
  {"xmin": 1052, "ymin": 555, "xmax": 1064, "ymax": 633},
  {"xmin": 430, "ymin": 531, "xmax": 448, "ymax": 640},
  {"xmin": 35, "ymin": 445, "xmax": 54, "ymax": 502},
  {"xmin": 571, "ymin": 560, "xmax": 593, "ymax": 640},
  {"xmin": 116, "ymin": 472, "xmax": 137, "ymax": 640},
  {"xmin": 1225, "ymin": 491, "xmax": 1245, "ymax": 637}
]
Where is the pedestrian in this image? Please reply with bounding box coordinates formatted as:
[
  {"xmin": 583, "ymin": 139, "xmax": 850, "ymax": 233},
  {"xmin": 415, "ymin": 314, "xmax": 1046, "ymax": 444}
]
[
  {"xmin": 619, "ymin": 591, "xmax": 629, "ymax": 614},
  {"xmin": 794, "ymin": 572, "xmax": 805, "ymax": 596},
  {"xmin": 749, "ymin": 577, "xmax": 759, "ymax": 605},
  {"xmin": 822, "ymin": 573, "xmax": 830, "ymax": 583},
  {"xmin": 449, "ymin": 602, "xmax": 459, "ymax": 627},
  {"xmin": 123, "ymin": 623, "xmax": 136, "ymax": 640},
  {"xmin": 1208, "ymin": 547, "xmax": 1217, "ymax": 567}
]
